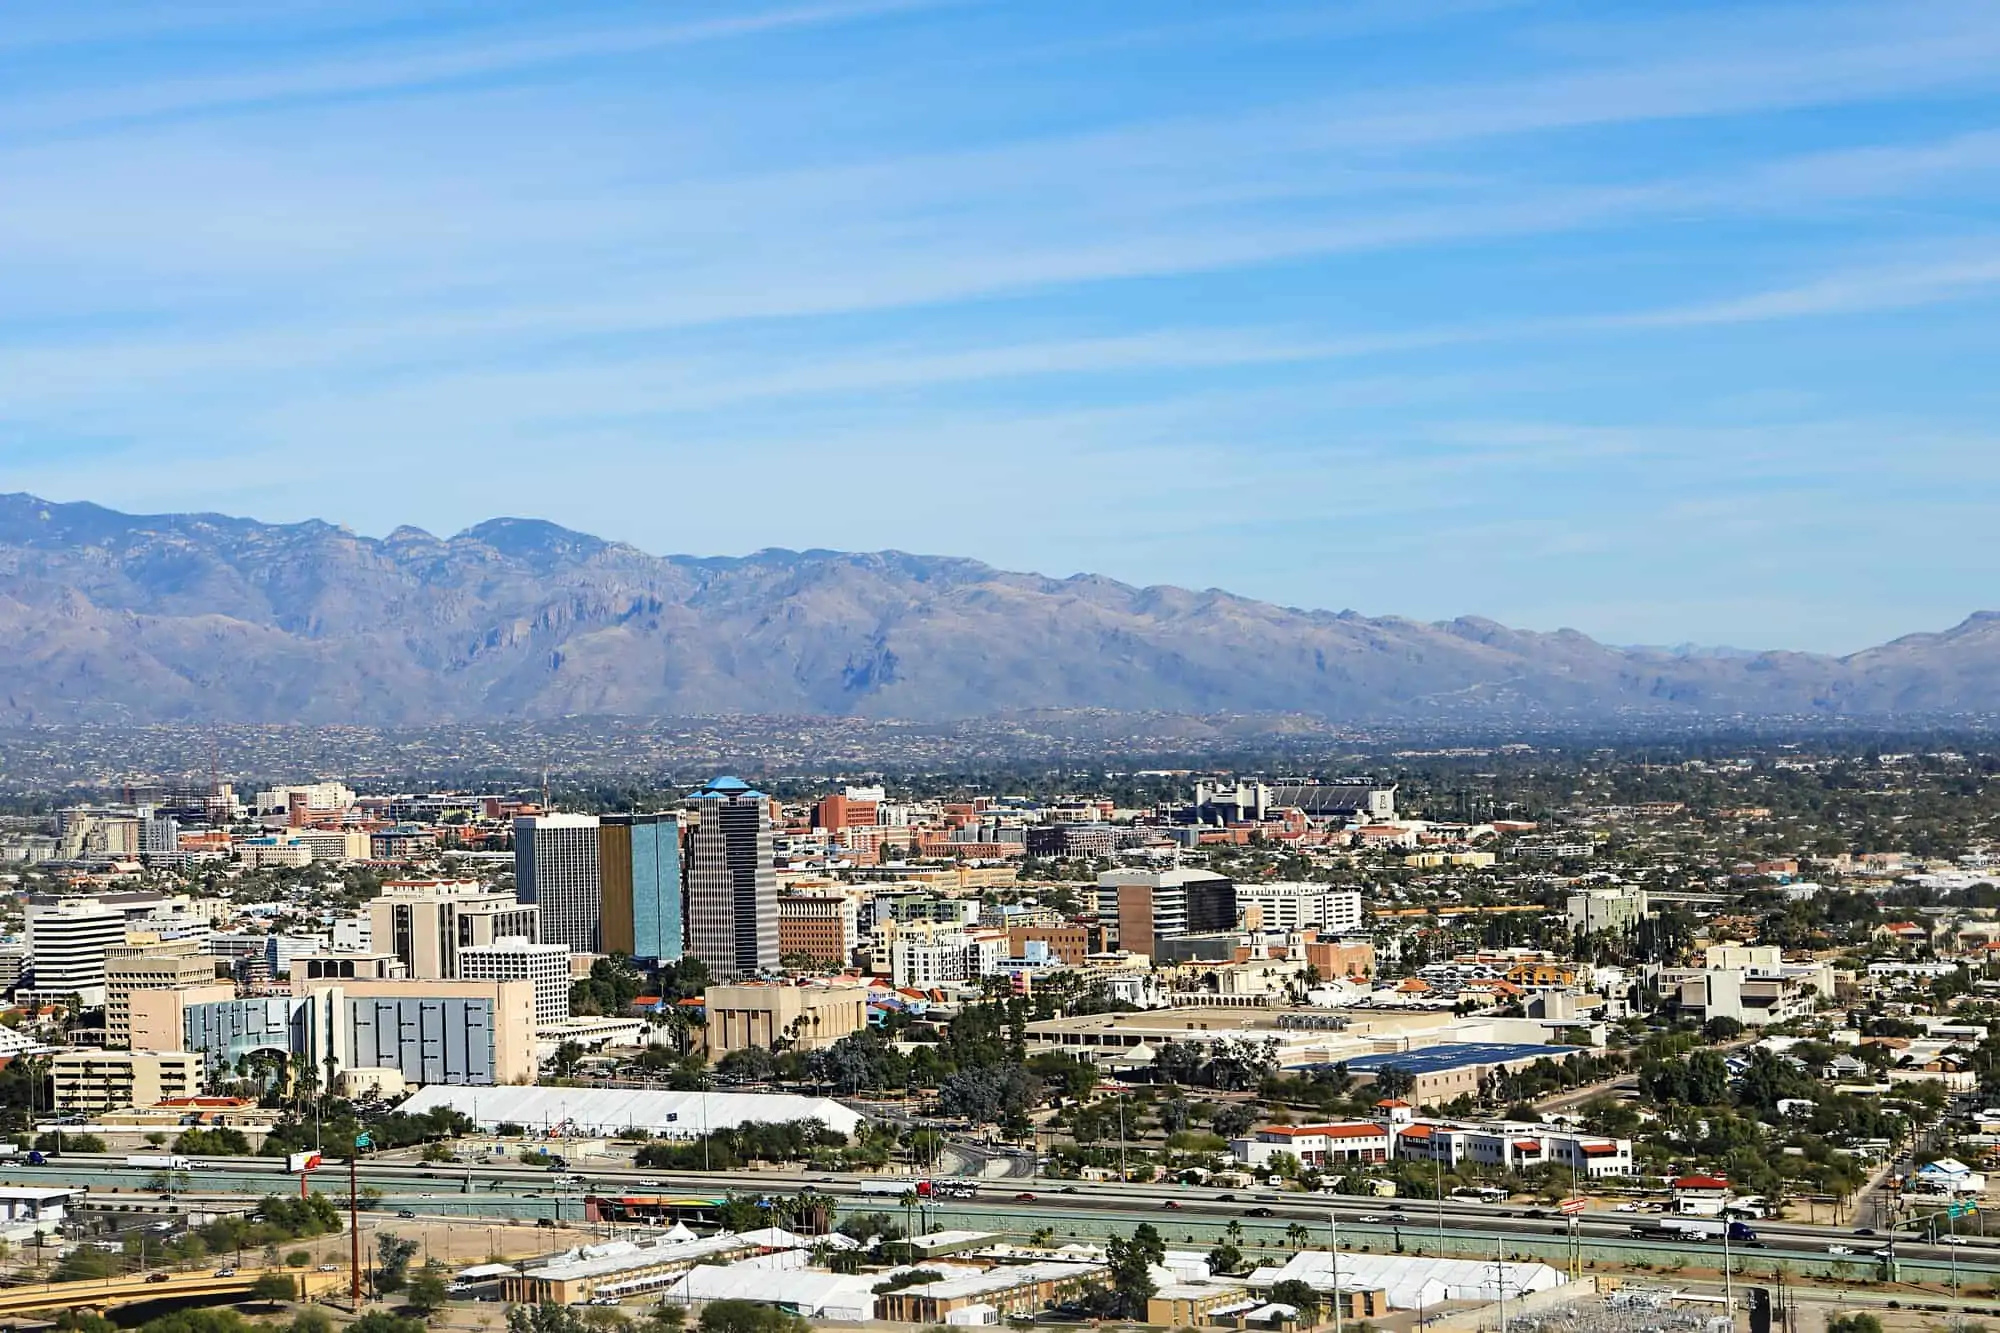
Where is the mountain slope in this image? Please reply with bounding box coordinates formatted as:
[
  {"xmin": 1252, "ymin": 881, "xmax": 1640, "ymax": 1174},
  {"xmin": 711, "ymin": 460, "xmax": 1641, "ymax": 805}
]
[{"xmin": 0, "ymin": 492, "xmax": 1984, "ymax": 724}]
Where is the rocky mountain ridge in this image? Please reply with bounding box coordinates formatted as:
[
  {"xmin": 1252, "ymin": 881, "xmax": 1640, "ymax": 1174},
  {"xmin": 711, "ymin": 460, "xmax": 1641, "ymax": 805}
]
[{"xmin": 2, "ymin": 492, "xmax": 1995, "ymax": 724}]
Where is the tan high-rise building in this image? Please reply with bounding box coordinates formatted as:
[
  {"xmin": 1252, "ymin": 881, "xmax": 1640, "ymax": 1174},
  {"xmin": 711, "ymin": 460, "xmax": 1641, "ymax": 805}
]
[
  {"xmin": 105, "ymin": 936, "xmax": 218, "ymax": 1049},
  {"xmin": 129, "ymin": 983, "xmax": 238, "ymax": 1054},
  {"xmin": 777, "ymin": 896, "xmax": 858, "ymax": 967},
  {"xmin": 367, "ymin": 882, "xmax": 539, "ymax": 980}
]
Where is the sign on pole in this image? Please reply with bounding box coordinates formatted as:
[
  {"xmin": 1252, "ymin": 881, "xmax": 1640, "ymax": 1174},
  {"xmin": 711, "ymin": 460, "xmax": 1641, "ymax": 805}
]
[
  {"xmin": 288, "ymin": 1151, "xmax": 323, "ymax": 1173},
  {"xmin": 1559, "ymin": 1197, "xmax": 1588, "ymax": 1216}
]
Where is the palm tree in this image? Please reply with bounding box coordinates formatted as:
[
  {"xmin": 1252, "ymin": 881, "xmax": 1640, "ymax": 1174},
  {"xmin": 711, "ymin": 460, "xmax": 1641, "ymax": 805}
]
[{"xmin": 1285, "ymin": 1223, "xmax": 1310, "ymax": 1249}]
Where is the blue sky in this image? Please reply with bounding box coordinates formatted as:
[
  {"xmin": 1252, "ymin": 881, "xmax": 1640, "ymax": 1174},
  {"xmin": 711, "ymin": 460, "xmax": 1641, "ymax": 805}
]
[{"xmin": 5, "ymin": 1, "xmax": 2000, "ymax": 653}]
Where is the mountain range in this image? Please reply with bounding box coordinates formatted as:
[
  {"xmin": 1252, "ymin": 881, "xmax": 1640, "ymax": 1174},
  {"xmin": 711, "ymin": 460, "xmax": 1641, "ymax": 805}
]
[{"xmin": 2, "ymin": 492, "xmax": 1998, "ymax": 726}]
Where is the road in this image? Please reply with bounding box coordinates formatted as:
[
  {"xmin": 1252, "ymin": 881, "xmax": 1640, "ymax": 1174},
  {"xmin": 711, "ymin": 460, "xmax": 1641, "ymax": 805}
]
[{"xmin": 14, "ymin": 1152, "xmax": 2000, "ymax": 1291}]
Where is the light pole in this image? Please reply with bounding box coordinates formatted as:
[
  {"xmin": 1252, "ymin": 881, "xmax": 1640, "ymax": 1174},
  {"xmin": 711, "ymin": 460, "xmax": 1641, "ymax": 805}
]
[{"xmin": 1328, "ymin": 1211, "xmax": 1342, "ymax": 1333}]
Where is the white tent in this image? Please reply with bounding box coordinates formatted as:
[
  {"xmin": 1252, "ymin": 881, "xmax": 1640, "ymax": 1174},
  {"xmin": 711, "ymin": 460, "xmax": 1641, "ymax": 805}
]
[
  {"xmin": 1248, "ymin": 1250, "xmax": 1564, "ymax": 1310},
  {"xmin": 400, "ymin": 1084, "xmax": 864, "ymax": 1138},
  {"xmin": 664, "ymin": 1258, "xmax": 878, "ymax": 1321}
]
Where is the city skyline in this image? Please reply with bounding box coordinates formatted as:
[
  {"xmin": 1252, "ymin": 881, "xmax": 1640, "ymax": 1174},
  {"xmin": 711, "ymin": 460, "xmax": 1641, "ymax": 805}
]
[{"xmin": 7, "ymin": 2, "xmax": 2000, "ymax": 652}]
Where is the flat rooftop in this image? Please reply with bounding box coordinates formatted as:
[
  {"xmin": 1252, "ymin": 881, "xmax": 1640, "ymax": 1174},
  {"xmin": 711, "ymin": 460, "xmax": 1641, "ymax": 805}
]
[{"xmin": 1338, "ymin": 1042, "xmax": 1581, "ymax": 1074}]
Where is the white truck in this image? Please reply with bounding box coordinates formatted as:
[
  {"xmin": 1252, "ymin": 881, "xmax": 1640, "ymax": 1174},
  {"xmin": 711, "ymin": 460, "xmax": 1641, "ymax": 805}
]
[
  {"xmin": 1633, "ymin": 1217, "xmax": 1758, "ymax": 1243},
  {"xmin": 127, "ymin": 1154, "xmax": 193, "ymax": 1171}
]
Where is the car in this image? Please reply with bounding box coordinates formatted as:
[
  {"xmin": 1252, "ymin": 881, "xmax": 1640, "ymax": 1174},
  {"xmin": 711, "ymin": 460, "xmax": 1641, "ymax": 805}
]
[
  {"xmin": 1854, "ymin": 1227, "xmax": 1877, "ymax": 1236},
  {"xmin": 1015, "ymin": 1192, "xmax": 1038, "ymax": 1201},
  {"xmin": 214, "ymin": 1267, "xmax": 237, "ymax": 1277},
  {"xmin": 1217, "ymin": 1193, "xmax": 1237, "ymax": 1202},
  {"xmin": 1164, "ymin": 1201, "xmax": 1182, "ymax": 1210},
  {"xmin": 1059, "ymin": 1186, "xmax": 1078, "ymax": 1195},
  {"xmin": 536, "ymin": 1218, "xmax": 557, "ymax": 1229},
  {"xmin": 640, "ymin": 1179, "xmax": 665, "ymax": 1187},
  {"xmin": 318, "ymin": 1264, "xmax": 339, "ymax": 1272},
  {"xmin": 1525, "ymin": 1208, "xmax": 1549, "ymax": 1219},
  {"xmin": 1941, "ymin": 1235, "xmax": 1969, "ymax": 1246},
  {"xmin": 397, "ymin": 1209, "xmax": 417, "ymax": 1218},
  {"xmin": 1872, "ymin": 1248, "xmax": 1894, "ymax": 1259},
  {"xmin": 1247, "ymin": 1207, "xmax": 1276, "ymax": 1218},
  {"xmin": 1614, "ymin": 1203, "xmax": 1638, "ymax": 1213},
  {"xmin": 1356, "ymin": 1214, "xmax": 1382, "ymax": 1223},
  {"xmin": 1827, "ymin": 1245, "xmax": 1855, "ymax": 1256},
  {"xmin": 146, "ymin": 1272, "xmax": 171, "ymax": 1283}
]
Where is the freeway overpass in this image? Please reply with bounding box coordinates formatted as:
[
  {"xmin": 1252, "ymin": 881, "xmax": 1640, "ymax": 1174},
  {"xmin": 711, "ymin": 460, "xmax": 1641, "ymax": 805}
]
[
  {"xmin": 0, "ymin": 1266, "xmax": 343, "ymax": 1316},
  {"xmin": 15, "ymin": 1154, "xmax": 2000, "ymax": 1291}
]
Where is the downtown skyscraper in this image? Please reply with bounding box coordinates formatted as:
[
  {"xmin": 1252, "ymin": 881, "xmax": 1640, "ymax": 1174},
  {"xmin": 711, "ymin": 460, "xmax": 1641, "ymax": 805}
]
[
  {"xmin": 512, "ymin": 812, "xmax": 601, "ymax": 953},
  {"xmin": 685, "ymin": 776, "xmax": 778, "ymax": 979}
]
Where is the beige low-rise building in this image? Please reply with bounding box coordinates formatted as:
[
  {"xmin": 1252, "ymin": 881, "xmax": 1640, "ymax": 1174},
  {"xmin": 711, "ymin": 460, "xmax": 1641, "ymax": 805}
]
[
  {"xmin": 703, "ymin": 980, "xmax": 870, "ymax": 1060},
  {"xmin": 129, "ymin": 982, "xmax": 239, "ymax": 1053},
  {"xmin": 51, "ymin": 1049, "xmax": 203, "ymax": 1114}
]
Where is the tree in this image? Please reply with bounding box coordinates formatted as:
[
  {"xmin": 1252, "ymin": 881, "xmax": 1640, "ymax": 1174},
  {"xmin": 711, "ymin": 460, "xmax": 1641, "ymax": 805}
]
[
  {"xmin": 641, "ymin": 1305, "xmax": 686, "ymax": 1333},
  {"xmin": 696, "ymin": 1300, "xmax": 809, "ymax": 1333},
  {"xmin": 1103, "ymin": 1224, "xmax": 1165, "ymax": 1318},
  {"xmin": 1826, "ymin": 1317, "xmax": 1883, "ymax": 1333},
  {"xmin": 405, "ymin": 1261, "xmax": 450, "ymax": 1315},
  {"xmin": 291, "ymin": 1311, "xmax": 335, "ymax": 1333},
  {"xmin": 286, "ymin": 1250, "xmax": 312, "ymax": 1268},
  {"xmin": 250, "ymin": 1272, "xmax": 297, "ymax": 1307},
  {"xmin": 1269, "ymin": 1279, "xmax": 1322, "ymax": 1324},
  {"xmin": 376, "ymin": 1233, "xmax": 420, "ymax": 1294},
  {"xmin": 1205, "ymin": 1241, "xmax": 1244, "ymax": 1275},
  {"xmin": 1371, "ymin": 1067, "xmax": 1418, "ymax": 1100},
  {"xmin": 353, "ymin": 1313, "xmax": 428, "ymax": 1333},
  {"xmin": 52, "ymin": 1246, "xmax": 119, "ymax": 1281},
  {"xmin": 1210, "ymin": 1103, "xmax": 1257, "ymax": 1139}
]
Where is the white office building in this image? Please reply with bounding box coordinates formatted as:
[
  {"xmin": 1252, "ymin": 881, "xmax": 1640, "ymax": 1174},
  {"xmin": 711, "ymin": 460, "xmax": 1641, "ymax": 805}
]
[
  {"xmin": 889, "ymin": 931, "xmax": 1003, "ymax": 989},
  {"xmin": 514, "ymin": 814, "xmax": 602, "ymax": 954},
  {"xmin": 458, "ymin": 936, "xmax": 571, "ymax": 1029},
  {"xmin": 26, "ymin": 898, "xmax": 132, "ymax": 1005},
  {"xmin": 1233, "ymin": 882, "xmax": 1364, "ymax": 934}
]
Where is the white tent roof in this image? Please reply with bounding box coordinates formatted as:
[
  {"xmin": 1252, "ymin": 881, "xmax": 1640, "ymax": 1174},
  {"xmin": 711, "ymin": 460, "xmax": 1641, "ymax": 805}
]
[
  {"xmin": 665, "ymin": 1259, "xmax": 878, "ymax": 1319},
  {"xmin": 1248, "ymin": 1250, "xmax": 1564, "ymax": 1310},
  {"xmin": 399, "ymin": 1084, "xmax": 864, "ymax": 1137}
]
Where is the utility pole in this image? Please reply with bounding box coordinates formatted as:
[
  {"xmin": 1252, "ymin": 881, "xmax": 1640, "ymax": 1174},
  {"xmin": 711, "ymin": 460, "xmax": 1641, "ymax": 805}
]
[
  {"xmin": 1328, "ymin": 1211, "xmax": 1342, "ymax": 1333},
  {"xmin": 350, "ymin": 1132, "xmax": 369, "ymax": 1306},
  {"xmin": 1722, "ymin": 1220, "xmax": 1734, "ymax": 1320}
]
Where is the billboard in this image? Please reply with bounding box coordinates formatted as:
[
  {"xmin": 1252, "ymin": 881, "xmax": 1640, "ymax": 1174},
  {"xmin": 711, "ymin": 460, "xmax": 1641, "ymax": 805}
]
[{"xmin": 288, "ymin": 1151, "xmax": 323, "ymax": 1173}]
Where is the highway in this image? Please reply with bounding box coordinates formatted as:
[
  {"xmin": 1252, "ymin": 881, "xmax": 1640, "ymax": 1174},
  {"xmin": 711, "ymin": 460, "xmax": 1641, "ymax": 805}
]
[{"xmin": 13, "ymin": 1153, "xmax": 2000, "ymax": 1289}]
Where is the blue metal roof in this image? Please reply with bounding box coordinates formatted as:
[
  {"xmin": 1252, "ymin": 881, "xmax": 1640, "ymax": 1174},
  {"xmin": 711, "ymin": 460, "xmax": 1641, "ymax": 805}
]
[
  {"xmin": 689, "ymin": 775, "xmax": 766, "ymax": 800},
  {"xmin": 1327, "ymin": 1042, "xmax": 1579, "ymax": 1076}
]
